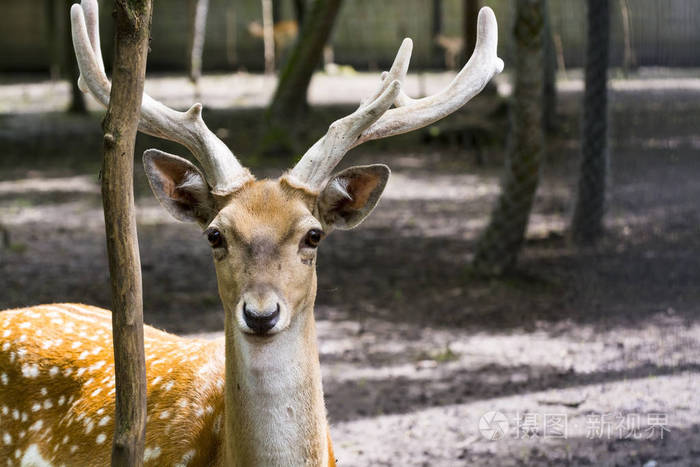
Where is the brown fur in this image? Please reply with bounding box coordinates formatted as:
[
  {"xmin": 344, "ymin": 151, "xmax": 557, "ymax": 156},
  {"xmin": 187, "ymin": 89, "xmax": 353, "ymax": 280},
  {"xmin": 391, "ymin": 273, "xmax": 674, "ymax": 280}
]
[{"xmin": 0, "ymin": 303, "xmax": 336, "ymax": 466}]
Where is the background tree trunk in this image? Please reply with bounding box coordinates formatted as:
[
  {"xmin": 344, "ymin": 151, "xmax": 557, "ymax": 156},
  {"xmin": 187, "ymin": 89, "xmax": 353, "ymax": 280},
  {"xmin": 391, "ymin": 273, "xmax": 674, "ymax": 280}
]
[
  {"xmin": 102, "ymin": 0, "xmax": 152, "ymax": 465},
  {"xmin": 472, "ymin": 0, "xmax": 545, "ymax": 275},
  {"xmin": 462, "ymin": 0, "xmax": 479, "ymax": 65},
  {"xmin": 261, "ymin": 0, "xmax": 275, "ymax": 74},
  {"xmin": 542, "ymin": 0, "xmax": 557, "ymax": 132},
  {"xmin": 264, "ymin": 0, "xmax": 343, "ymax": 153},
  {"xmin": 431, "ymin": 0, "xmax": 444, "ymax": 68},
  {"xmin": 188, "ymin": 0, "xmax": 210, "ymax": 84},
  {"xmin": 293, "ymin": 0, "xmax": 307, "ymax": 25},
  {"xmin": 571, "ymin": 0, "xmax": 610, "ymax": 244}
]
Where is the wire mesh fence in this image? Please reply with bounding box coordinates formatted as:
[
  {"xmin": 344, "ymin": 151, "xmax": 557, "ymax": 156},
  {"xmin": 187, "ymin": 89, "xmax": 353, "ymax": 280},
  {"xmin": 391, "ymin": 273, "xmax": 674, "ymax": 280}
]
[{"xmin": 2, "ymin": 0, "xmax": 700, "ymax": 72}]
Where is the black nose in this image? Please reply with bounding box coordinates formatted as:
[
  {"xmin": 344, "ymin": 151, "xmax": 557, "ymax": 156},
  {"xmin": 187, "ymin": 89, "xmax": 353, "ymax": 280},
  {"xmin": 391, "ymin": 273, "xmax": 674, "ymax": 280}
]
[{"xmin": 243, "ymin": 302, "xmax": 280, "ymax": 335}]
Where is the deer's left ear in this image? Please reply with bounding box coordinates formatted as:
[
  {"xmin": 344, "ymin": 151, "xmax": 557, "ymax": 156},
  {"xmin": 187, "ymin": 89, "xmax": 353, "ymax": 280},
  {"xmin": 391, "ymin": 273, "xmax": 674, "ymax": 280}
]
[{"xmin": 316, "ymin": 164, "xmax": 390, "ymax": 231}]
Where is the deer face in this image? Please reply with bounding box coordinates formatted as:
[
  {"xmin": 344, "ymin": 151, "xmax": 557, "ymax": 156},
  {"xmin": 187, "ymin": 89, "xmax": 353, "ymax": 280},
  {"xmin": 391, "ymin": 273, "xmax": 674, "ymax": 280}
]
[{"xmin": 143, "ymin": 150, "xmax": 390, "ymax": 338}]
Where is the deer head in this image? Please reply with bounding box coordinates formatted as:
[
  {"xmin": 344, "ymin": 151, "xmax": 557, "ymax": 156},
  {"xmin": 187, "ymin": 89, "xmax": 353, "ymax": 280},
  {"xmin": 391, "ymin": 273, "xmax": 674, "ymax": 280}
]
[
  {"xmin": 72, "ymin": 0, "xmax": 502, "ymax": 341},
  {"xmin": 69, "ymin": 0, "xmax": 502, "ymax": 463}
]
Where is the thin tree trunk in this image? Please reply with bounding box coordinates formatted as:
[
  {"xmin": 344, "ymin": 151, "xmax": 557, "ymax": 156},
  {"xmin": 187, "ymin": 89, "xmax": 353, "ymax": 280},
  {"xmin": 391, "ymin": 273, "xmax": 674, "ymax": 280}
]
[
  {"xmin": 542, "ymin": 0, "xmax": 556, "ymax": 132},
  {"xmin": 431, "ymin": 0, "xmax": 444, "ymax": 68},
  {"xmin": 462, "ymin": 0, "xmax": 480, "ymax": 65},
  {"xmin": 472, "ymin": 0, "xmax": 545, "ymax": 275},
  {"xmin": 262, "ymin": 0, "xmax": 275, "ymax": 74},
  {"xmin": 571, "ymin": 0, "xmax": 610, "ymax": 244},
  {"xmin": 102, "ymin": 0, "xmax": 152, "ymax": 465},
  {"xmin": 47, "ymin": 0, "xmax": 62, "ymax": 80},
  {"xmin": 619, "ymin": 0, "xmax": 635, "ymax": 73},
  {"xmin": 267, "ymin": 0, "xmax": 343, "ymax": 125},
  {"xmin": 293, "ymin": 0, "xmax": 306, "ymax": 25},
  {"xmin": 225, "ymin": 5, "xmax": 238, "ymax": 68},
  {"xmin": 188, "ymin": 0, "xmax": 209, "ymax": 84}
]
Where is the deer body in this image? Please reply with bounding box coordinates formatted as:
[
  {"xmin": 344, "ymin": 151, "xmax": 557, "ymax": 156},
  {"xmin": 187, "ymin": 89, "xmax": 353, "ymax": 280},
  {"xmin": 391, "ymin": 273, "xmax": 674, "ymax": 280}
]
[
  {"xmin": 1, "ymin": 1, "xmax": 502, "ymax": 464},
  {"xmin": 0, "ymin": 301, "xmax": 333, "ymax": 466}
]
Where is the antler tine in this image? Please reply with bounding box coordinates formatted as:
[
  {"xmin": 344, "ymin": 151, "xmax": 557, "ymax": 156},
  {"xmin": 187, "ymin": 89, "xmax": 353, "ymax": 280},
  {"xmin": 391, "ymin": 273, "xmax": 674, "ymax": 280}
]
[
  {"xmin": 354, "ymin": 7, "xmax": 503, "ymax": 146},
  {"xmin": 285, "ymin": 40, "xmax": 411, "ymax": 193},
  {"xmin": 287, "ymin": 7, "xmax": 502, "ymax": 195},
  {"xmin": 70, "ymin": 0, "xmax": 253, "ymax": 195},
  {"xmin": 285, "ymin": 80, "xmax": 401, "ymax": 192}
]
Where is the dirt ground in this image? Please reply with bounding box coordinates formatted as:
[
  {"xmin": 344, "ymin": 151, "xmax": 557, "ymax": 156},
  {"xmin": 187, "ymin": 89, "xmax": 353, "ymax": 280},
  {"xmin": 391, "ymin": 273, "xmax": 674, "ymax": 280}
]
[{"xmin": 1, "ymin": 72, "xmax": 699, "ymax": 466}]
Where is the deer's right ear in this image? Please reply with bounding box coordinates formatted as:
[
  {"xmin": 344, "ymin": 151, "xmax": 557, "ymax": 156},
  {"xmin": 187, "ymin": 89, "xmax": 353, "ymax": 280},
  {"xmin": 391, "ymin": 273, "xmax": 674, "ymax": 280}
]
[{"xmin": 143, "ymin": 149, "xmax": 216, "ymax": 224}]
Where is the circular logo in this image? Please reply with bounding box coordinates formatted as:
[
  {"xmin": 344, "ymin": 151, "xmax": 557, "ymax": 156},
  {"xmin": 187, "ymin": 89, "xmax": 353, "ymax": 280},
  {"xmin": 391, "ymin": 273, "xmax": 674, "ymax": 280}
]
[{"xmin": 478, "ymin": 411, "xmax": 509, "ymax": 441}]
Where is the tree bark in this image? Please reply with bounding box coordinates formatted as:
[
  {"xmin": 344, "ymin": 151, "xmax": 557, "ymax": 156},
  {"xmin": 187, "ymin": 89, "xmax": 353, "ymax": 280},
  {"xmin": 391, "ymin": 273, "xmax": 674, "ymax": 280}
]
[
  {"xmin": 267, "ymin": 0, "xmax": 342, "ymax": 122},
  {"xmin": 571, "ymin": 0, "xmax": 610, "ymax": 244},
  {"xmin": 472, "ymin": 0, "xmax": 545, "ymax": 275},
  {"xmin": 542, "ymin": 0, "xmax": 556, "ymax": 132},
  {"xmin": 462, "ymin": 0, "xmax": 479, "ymax": 65},
  {"xmin": 431, "ymin": 0, "xmax": 444, "ymax": 68},
  {"xmin": 293, "ymin": 0, "xmax": 306, "ymax": 25},
  {"xmin": 262, "ymin": 0, "xmax": 275, "ymax": 74},
  {"xmin": 188, "ymin": 0, "xmax": 210, "ymax": 84},
  {"xmin": 102, "ymin": 1, "xmax": 152, "ymax": 465}
]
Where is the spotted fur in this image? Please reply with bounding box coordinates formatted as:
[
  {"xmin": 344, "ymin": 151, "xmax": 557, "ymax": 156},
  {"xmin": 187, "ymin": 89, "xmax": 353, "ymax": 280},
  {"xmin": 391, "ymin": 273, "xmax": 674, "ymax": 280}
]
[{"xmin": 0, "ymin": 303, "xmax": 336, "ymax": 466}]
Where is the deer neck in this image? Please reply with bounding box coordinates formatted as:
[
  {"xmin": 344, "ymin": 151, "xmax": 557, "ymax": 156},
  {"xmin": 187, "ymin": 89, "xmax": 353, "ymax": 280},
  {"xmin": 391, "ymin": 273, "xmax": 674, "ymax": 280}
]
[{"xmin": 223, "ymin": 303, "xmax": 328, "ymax": 466}]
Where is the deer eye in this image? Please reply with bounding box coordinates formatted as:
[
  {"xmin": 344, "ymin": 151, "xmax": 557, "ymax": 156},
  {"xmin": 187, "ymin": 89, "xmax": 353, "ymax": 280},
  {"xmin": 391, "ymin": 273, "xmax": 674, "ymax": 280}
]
[
  {"xmin": 206, "ymin": 228, "xmax": 224, "ymax": 248},
  {"xmin": 303, "ymin": 229, "xmax": 323, "ymax": 249}
]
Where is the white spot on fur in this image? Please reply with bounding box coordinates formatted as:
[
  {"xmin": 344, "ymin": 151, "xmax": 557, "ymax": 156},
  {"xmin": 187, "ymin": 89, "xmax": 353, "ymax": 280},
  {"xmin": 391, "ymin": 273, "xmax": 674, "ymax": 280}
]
[
  {"xmin": 96, "ymin": 433, "xmax": 106, "ymax": 444},
  {"xmin": 1, "ymin": 342, "xmax": 9, "ymax": 351},
  {"xmin": 3, "ymin": 432, "xmax": 12, "ymax": 445},
  {"xmin": 1, "ymin": 406, "xmax": 7, "ymax": 415},
  {"xmin": 43, "ymin": 399, "xmax": 53, "ymax": 410},
  {"xmin": 40, "ymin": 387, "xmax": 47, "ymax": 396},
  {"xmin": 20, "ymin": 444, "xmax": 53, "ymax": 467},
  {"xmin": 143, "ymin": 446, "xmax": 161, "ymax": 461},
  {"xmin": 12, "ymin": 409, "xmax": 19, "ymax": 420},
  {"xmin": 0, "ymin": 373, "xmax": 8, "ymax": 385},
  {"xmin": 98, "ymin": 416, "xmax": 110, "ymax": 426},
  {"xmin": 58, "ymin": 395, "xmax": 66, "ymax": 406},
  {"xmin": 20, "ymin": 412, "xmax": 27, "ymax": 422},
  {"xmin": 19, "ymin": 322, "xmax": 30, "ymax": 329},
  {"xmin": 90, "ymin": 361, "xmax": 106, "ymax": 371},
  {"xmin": 158, "ymin": 410, "xmax": 170, "ymax": 420},
  {"xmin": 62, "ymin": 435, "xmax": 69, "ymax": 444},
  {"xmin": 70, "ymin": 445, "xmax": 78, "ymax": 454},
  {"xmin": 78, "ymin": 351, "xmax": 89, "ymax": 360},
  {"xmin": 71, "ymin": 341, "xmax": 82, "ymax": 349},
  {"xmin": 91, "ymin": 388, "xmax": 102, "ymax": 397},
  {"xmin": 163, "ymin": 381, "xmax": 174, "ymax": 391},
  {"xmin": 49, "ymin": 366, "xmax": 59, "ymax": 376},
  {"xmin": 63, "ymin": 368, "xmax": 72, "ymax": 377},
  {"xmin": 85, "ymin": 419, "xmax": 94, "ymax": 434},
  {"xmin": 21, "ymin": 364, "xmax": 39, "ymax": 378},
  {"xmin": 2, "ymin": 329, "xmax": 9, "ymax": 338},
  {"xmin": 28, "ymin": 420, "xmax": 43, "ymax": 431},
  {"xmin": 31, "ymin": 403, "xmax": 41, "ymax": 412}
]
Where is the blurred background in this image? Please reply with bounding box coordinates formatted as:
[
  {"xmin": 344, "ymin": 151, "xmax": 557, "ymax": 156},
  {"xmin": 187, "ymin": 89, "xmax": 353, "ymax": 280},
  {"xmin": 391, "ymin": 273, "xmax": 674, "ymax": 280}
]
[{"xmin": 1, "ymin": 0, "xmax": 699, "ymax": 465}]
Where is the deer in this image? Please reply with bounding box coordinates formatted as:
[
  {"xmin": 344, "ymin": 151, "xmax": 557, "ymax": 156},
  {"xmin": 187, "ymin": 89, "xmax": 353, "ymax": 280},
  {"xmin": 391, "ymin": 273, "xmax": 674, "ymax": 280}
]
[{"xmin": 0, "ymin": 1, "xmax": 502, "ymax": 465}]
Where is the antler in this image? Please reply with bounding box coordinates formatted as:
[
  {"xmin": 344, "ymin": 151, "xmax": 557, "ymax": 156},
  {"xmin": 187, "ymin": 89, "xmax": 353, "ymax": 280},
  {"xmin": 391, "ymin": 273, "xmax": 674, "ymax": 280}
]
[
  {"xmin": 70, "ymin": 0, "xmax": 252, "ymax": 195},
  {"xmin": 286, "ymin": 7, "xmax": 504, "ymax": 194}
]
